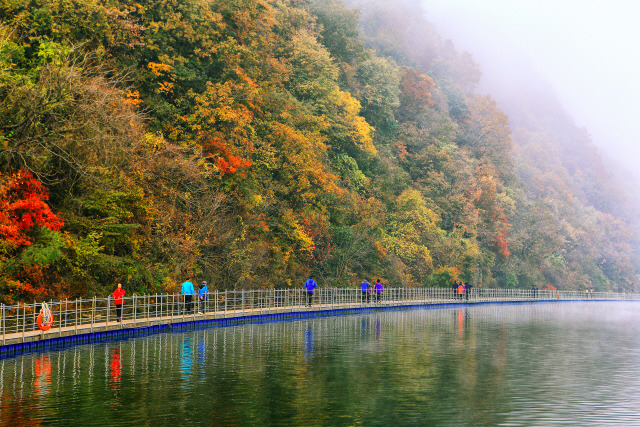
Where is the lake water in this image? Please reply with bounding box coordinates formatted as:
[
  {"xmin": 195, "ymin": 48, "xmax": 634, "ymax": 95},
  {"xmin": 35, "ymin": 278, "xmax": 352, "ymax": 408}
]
[{"xmin": 2, "ymin": 302, "xmax": 640, "ymax": 425}]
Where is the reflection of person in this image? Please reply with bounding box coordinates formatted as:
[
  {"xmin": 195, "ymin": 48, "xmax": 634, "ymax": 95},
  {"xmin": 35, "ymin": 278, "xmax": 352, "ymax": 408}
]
[
  {"xmin": 112, "ymin": 283, "xmax": 125, "ymax": 322},
  {"xmin": 198, "ymin": 281, "xmax": 208, "ymax": 314},
  {"xmin": 110, "ymin": 348, "xmax": 122, "ymax": 388},
  {"xmin": 304, "ymin": 276, "xmax": 317, "ymax": 307},
  {"xmin": 304, "ymin": 325, "xmax": 314, "ymax": 359},
  {"xmin": 182, "ymin": 278, "xmax": 195, "ymax": 314},
  {"xmin": 361, "ymin": 279, "xmax": 370, "ymax": 303},
  {"xmin": 374, "ymin": 279, "xmax": 384, "ymax": 303}
]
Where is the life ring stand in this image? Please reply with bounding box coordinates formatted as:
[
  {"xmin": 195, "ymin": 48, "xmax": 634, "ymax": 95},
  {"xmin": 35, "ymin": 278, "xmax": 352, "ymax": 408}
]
[{"xmin": 37, "ymin": 303, "xmax": 54, "ymax": 331}]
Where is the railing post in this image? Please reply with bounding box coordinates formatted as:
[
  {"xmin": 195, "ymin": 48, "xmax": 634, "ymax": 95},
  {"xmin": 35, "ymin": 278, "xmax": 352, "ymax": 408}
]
[
  {"xmin": 133, "ymin": 294, "xmax": 137, "ymax": 325},
  {"xmin": 1, "ymin": 303, "xmax": 4, "ymax": 345},
  {"xmin": 91, "ymin": 296, "xmax": 95, "ymax": 333},
  {"xmin": 21, "ymin": 303, "xmax": 25, "ymax": 342},
  {"xmin": 57, "ymin": 300, "xmax": 62, "ymax": 337}
]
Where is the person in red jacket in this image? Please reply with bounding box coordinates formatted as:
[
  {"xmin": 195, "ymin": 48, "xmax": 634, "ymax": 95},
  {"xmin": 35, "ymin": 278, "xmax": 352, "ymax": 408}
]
[{"xmin": 113, "ymin": 283, "xmax": 125, "ymax": 322}]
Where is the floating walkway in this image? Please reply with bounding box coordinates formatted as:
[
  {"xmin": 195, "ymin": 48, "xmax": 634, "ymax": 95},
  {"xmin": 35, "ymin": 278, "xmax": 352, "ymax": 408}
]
[{"xmin": 1, "ymin": 288, "xmax": 634, "ymax": 358}]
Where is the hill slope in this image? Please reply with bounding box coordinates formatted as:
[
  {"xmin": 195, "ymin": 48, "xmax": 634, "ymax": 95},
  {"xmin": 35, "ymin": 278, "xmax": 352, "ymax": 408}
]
[{"xmin": 0, "ymin": 0, "xmax": 637, "ymax": 302}]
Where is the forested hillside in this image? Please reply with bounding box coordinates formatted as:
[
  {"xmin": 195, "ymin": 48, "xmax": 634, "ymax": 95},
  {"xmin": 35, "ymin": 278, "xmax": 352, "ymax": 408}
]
[{"xmin": 1, "ymin": 0, "xmax": 637, "ymax": 302}]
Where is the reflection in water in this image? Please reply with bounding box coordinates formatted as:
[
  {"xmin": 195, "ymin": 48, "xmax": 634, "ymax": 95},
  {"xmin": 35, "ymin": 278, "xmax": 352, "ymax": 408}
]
[
  {"xmin": 179, "ymin": 336, "xmax": 193, "ymax": 390},
  {"xmin": 197, "ymin": 336, "xmax": 206, "ymax": 381},
  {"xmin": 34, "ymin": 355, "xmax": 51, "ymax": 397},
  {"xmin": 109, "ymin": 348, "xmax": 122, "ymax": 407},
  {"xmin": 456, "ymin": 309, "xmax": 465, "ymax": 341},
  {"xmin": 1, "ymin": 303, "xmax": 640, "ymax": 424},
  {"xmin": 110, "ymin": 349, "xmax": 122, "ymax": 389},
  {"xmin": 304, "ymin": 324, "xmax": 314, "ymax": 359}
]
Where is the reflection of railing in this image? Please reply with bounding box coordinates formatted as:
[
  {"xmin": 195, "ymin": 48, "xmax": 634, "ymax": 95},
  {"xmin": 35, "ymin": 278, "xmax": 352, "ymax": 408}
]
[{"xmin": 1, "ymin": 288, "xmax": 637, "ymax": 344}]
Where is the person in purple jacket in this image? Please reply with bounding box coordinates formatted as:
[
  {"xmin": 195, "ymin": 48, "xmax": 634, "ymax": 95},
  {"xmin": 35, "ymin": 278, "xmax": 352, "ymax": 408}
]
[
  {"xmin": 374, "ymin": 279, "xmax": 384, "ymax": 303},
  {"xmin": 304, "ymin": 275, "xmax": 317, "ymax": 307}
]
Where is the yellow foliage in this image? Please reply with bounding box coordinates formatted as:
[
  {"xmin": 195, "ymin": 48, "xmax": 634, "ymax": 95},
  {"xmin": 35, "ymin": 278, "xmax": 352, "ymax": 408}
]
[
  {"xmin": 124, "ymin": 90, "xmax": 143, "ymax": 105},
  {"xmin": 157, "ymin": 81, "xmax": 174, "ymax": 94},
  {"xmin": 143, "ymin": 132, "xmax": 165, "ymax": 151},
  {"xmin": 148, "ymin": 62, "xmax": 176, "ymax": 95},
  {"xmin": 336, "ymin": 90, "xmax": 377, "ymax": 155},
  {"xmin": 190, "ymin": 80, "xmax": 256, "ymax": 149},
  {"xmin": 280, "ymin": 209, "xmax": 314, "ymax": 254},
  {"xmin": 148, "ymin": 62, "xmax": 173, "ymax": 77}
]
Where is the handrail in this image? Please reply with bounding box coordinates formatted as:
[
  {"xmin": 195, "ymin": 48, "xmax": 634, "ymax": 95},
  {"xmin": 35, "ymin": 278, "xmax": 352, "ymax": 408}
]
[{"xmin": 0, "ymin": 288, "xmax": 636, "ymax": 340}]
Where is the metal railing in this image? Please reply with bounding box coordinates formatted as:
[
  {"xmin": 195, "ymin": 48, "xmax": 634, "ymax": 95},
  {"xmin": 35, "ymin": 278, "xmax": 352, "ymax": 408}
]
[{"xmin": 1, "ymin": 288, "xmax": 637, "ymax": 343}]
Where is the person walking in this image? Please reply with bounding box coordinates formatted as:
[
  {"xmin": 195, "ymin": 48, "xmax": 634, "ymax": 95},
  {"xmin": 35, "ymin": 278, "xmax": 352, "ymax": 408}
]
[
  {"xmin": 198, "ymin": 281, "xmax": 208, "ymax": 314},
  {"xmin": 304, "ymin": 276, "xmax": 317, "ymax": 307},
  {"xmin": 361, "ymin": 279, "xmax": 370, "ymax": 303},
  {"xmin": 465, "ymin": 282, "xmax": 473, "ymax": 301},
  {"xmin": 374, "ymin": 279, "xmax": 384, "ymax": 303},
  {"xmin": 112, "ymin": 283, "xmax": 125, "ymax": 322},
  {"xmin": 182, "ymin": 278, "xmax": 195, "ymax": 314},
  {"xmin": 457, "ymin": 281, "xmax": 465, "ymax": 300}
]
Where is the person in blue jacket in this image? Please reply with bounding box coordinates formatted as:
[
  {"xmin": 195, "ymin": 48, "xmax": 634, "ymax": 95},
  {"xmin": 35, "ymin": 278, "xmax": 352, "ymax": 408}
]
[
  {"xmin": 361, "ymin": 279, "xmax": 370, "ymax": 303},
  {"xmin": 182, "ymin": 278, "xmax": 195, "ymax": 314},
  {"xmin": 304, "ymin": 275, "xmax": 317, "ymax": 307},
  {"xmin": 198, "ymin": 281, "xmax": 208, "ymax": 314}
]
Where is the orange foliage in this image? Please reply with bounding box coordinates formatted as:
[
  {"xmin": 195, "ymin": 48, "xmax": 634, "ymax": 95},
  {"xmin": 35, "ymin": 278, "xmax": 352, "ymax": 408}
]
[
  {"xmin": 199, "ymin": 133, "xmax": 252, "ymax": 177},
  {"xmin": 399, "ymin": 68, "xmax": 435, "ymax": 121},
  {"xmin": 394, "ymin": 141, "xmax": 410, "ymax": 161},
  {"xmin": 0, "ymin": 170, "xmax": 64, "ymax": 247},
  {"xmin": 300, "ymin": 215, "xmax": 333, "ymax": 266},
  {"xmin": 495, "ymin": 209, "xmax": 511, "ymax": 259},
  {"xmin": 13, "ymin": 265, "xmax": 61, "ymax": 301}
]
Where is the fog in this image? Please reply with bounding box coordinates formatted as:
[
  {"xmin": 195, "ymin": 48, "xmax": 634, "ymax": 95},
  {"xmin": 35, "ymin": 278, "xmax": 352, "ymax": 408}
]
[{"xmin": 421, "ymin": 0, "xmax": 640, "ymax": 184}]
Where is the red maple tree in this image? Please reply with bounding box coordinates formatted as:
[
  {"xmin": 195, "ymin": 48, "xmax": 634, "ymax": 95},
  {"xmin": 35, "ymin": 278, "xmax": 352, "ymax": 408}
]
[{"xmin": 0, "ymin": 169, "xmax": 64, "ymax": 247}]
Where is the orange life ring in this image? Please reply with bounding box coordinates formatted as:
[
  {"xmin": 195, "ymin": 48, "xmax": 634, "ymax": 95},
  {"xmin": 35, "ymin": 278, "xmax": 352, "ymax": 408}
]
[{"xmin": 37, "ymin": 310, "xmax": 54, "ymax": 331}]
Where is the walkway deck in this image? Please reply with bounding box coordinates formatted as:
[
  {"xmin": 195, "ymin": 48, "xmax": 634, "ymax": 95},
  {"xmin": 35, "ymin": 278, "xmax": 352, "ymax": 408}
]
[{"xmin": 0, "ymin": 289, "xmax": 632, "ymax": 358}]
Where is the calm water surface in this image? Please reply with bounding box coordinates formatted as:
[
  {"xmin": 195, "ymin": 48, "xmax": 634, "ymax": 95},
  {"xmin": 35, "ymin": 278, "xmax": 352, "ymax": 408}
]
[{"xmin": 2, "ymin": 302, "xmax": 640, "ymax": 425}]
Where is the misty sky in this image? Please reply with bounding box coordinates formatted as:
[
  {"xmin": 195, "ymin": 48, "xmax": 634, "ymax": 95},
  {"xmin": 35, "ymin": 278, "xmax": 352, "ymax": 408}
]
[{"xmin": 421, "ymin": 0, "xmax": 640, "ymax": 182}]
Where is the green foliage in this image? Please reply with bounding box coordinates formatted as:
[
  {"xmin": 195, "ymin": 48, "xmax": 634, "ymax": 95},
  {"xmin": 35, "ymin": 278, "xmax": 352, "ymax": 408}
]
[
  {"xmin": 334, "ymin": 153, "xmax": 367, "ymax": 191},
  {"xmin": 354, "ymin": 56, "xmax": 400, "ymax": 134},
  {"xmin": 425, "ymin": 266, "xmax": 458, "ymax": 288},
  {"xmin": 17, "ymin": 229, "xmax": 65, "ymax": 267}
]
